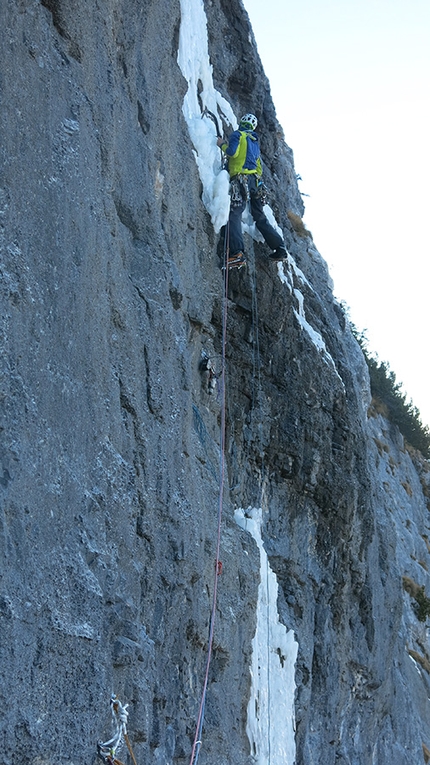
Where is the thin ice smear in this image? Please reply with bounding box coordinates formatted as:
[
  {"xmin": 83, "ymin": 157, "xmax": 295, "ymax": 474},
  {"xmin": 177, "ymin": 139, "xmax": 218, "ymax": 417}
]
[
  {"xmin": 240, "ymin": 183, "xmax": 286, "ymax": 246},
  {"xmin": 235, "ymin": 507, "xmax": 298, "ymax": 765},
  {"xmin": 277, "ymin": 254, "xmax": 343, "ymax": 380},
  {"xmin": 177, "ymin": 0, "xmax": 235, "ymax": 232}
]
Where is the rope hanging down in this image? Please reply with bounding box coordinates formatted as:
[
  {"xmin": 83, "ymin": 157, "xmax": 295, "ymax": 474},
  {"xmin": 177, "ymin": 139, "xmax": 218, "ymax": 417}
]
[
  {"xmin": 248, "ymin": 245, "xmax": 266, "ymax": 506},
  {"xmin": 188, "ymin": 225, "xmax": 231, "ymax": 765}
]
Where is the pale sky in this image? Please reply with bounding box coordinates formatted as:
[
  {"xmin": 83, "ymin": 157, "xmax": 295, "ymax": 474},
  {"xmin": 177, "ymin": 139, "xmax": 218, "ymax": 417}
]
[{"xmin": 242, "ymin": 0, "xmax": 430, "ymax": 428}]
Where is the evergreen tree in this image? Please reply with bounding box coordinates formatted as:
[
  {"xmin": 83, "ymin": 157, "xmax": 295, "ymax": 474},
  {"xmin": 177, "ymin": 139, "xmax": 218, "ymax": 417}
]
[{"xmin": 345, "ymin": 307, "xmax": 430, "ymax": 459}]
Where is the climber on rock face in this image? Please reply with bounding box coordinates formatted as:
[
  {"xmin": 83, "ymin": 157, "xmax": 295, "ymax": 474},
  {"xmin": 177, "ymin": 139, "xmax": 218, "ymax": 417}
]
[{"xmin": 217, "ymin": 113, "xmax": 287, "ymax": 270}]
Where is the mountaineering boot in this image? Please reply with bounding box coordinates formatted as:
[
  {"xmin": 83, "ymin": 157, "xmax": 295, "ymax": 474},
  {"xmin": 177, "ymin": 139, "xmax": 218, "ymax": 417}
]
[
  {"xmin": 227, "ymin": 252, "xmax": 246, "ymax": 270},
  {"xmin": 269, "ymin": 246, "xmax": 287, "ymax": 262}
]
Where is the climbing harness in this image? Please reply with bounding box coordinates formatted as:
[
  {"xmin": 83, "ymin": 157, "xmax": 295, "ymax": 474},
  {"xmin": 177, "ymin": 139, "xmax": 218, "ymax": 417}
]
[
  {"xmin": 230, "ymin": 174, "xmax": 250, "ymax": 207},
  {"xmin": 97, "ymin": 694, "xmax": 138, "ymax": 765},
  {"xmin": 188, "ymin": 226, "xmax": 230, "ymax": 765}
]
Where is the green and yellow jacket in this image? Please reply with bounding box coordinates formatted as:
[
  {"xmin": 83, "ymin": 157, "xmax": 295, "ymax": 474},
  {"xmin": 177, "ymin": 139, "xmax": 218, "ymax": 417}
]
[{"xmin": 221, "ymin": 129, "xmax": 262, "ymax": 178}]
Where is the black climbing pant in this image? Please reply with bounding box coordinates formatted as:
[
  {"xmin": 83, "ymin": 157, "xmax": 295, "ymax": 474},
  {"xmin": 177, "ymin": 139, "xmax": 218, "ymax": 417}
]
[{"xmin": 227, "ymin": 174, "xmax": 284, "ymax": 257}]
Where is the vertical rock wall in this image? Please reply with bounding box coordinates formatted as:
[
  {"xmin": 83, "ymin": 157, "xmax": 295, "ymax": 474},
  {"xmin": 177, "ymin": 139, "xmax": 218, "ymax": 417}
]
[{"xmin": 1, "ymin": 1, "xmax": 429, "ymax": 764}]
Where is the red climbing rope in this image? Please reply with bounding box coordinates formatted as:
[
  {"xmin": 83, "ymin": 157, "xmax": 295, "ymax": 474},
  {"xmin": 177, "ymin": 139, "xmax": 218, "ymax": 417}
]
[{"xmin": 188, "ymin": 229, "xmax": 230, "ymax": 765}]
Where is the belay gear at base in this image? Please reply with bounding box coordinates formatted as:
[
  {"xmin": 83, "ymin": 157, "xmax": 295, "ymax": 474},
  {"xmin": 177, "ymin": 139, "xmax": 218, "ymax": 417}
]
[{"xmin": 97, "ymin": 694, "xmax": 138, "ymax": 765}]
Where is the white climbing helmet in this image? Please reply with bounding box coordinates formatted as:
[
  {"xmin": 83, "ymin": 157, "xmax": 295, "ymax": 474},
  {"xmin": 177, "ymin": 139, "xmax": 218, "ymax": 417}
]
[{"xmin": 240, "ymin": 113, "xmax": 258, "ymax": 131}]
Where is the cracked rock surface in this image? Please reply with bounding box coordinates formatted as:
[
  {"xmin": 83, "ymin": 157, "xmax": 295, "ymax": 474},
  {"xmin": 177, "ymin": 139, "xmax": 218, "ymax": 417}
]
[{"xmin": 1, "ymin": 2, "xmax": 429, "ymax": 764}]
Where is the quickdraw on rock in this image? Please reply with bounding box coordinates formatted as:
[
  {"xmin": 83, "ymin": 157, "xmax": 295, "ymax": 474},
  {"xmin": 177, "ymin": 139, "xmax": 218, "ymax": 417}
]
[
  {"xmin": 199, "ymin": 350, "xmax": 219, "ymax": 395},
  {"xmin": 97, "ymin": 694, "xmax": 138, "ymax": 765}
]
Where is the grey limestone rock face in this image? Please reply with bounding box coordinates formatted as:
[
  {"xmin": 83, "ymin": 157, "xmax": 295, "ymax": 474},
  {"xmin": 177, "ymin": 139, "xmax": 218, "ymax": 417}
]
[{"xmin": 0, "ymin": 1, "xmax": 429, "ymax": 764}]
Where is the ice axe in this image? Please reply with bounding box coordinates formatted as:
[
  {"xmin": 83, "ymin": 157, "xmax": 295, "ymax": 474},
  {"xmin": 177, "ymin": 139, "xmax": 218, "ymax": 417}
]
[{"xmin": 201, "ymin": 106, "xmax": 222, "ymax": 139}]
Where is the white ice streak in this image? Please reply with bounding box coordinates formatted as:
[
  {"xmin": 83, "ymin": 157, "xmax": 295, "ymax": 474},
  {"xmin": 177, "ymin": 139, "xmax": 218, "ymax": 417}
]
[
  {"xmin": 277, "ymin": 260, "xmax": 293, "ymax": 291},
  {"xmin": 287, "ymin": 251, "xmax": 311, "ymax": 289},
  {"xmin": 177, "ymin": 0, "xmax": 236, "ymax": 232},
  {"xmin": 235, "ymin": 507, "xmax": 298, "ymax": 765},
  {"xmin": 276, "ymin": 251, "xmax": 341, "ymax": 375},
  {"xmin": 264, "ymin": 203, "xmax": 284, "ymax": 238},
  {"xmin": 241, "ymin": 204, "xmax": 264, "ymax": 243},
  {"xmin": 293, "ymin": 287, "xmax": 344, "ymax": 380},
  {"xmin": 277, "ymin": 251, "xmax": 311, "ymax": 294},
  {"xmin": 293, "ymin": 288, "xmax": 327, "ymax": 353}
]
